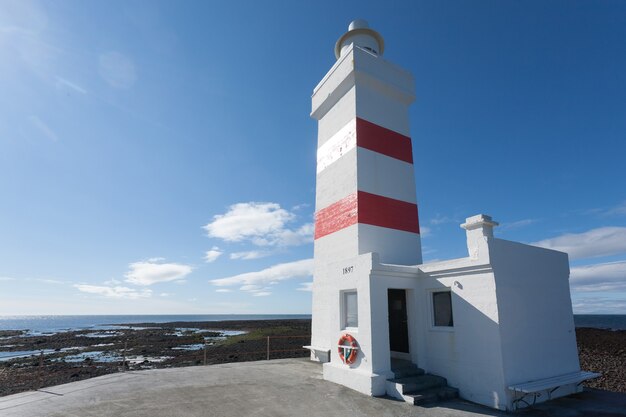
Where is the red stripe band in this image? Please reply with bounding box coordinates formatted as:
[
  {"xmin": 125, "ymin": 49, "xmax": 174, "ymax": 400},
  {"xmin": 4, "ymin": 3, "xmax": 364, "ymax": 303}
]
[
  {"xmin": 356, "ymin": 118, "xmax": 413, "ymax": 164},
  {"xmin": 314, "ymin": 193, "xmax": 358, "ymax": 240},
  {"xmin": 314, "ymin": 191, "xmax": 420, "ymax": 240}
]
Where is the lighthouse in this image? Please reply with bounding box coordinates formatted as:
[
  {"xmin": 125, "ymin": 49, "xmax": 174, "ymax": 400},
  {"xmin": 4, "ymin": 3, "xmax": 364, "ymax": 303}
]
[
  {"xmin": 306, "ymin": 20, "xmax": 594, "ymax": 409},
  {"xmin": 309, "ymin": 19, "xmax": 423, "ymax": 393}
]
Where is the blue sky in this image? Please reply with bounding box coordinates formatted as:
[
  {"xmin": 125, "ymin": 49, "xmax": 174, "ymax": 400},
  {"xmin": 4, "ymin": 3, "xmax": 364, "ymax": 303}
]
[{"xmin": 0, "ymin": 0, "xmax": 624, "ymax": 315}]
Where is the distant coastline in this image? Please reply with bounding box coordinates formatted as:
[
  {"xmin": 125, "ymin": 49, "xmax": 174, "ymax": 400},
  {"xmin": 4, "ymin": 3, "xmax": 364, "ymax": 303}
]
[
  {"xmin": 0, "ymin": 314, "xmax": 312, "ymax": 334},
  {"xmin": 573, "ymin": 314, "xmax": 626, "ymax": 331},
  {"xmin": 0, "ymin": 314, "xmax": 623, "ymax": 333}
]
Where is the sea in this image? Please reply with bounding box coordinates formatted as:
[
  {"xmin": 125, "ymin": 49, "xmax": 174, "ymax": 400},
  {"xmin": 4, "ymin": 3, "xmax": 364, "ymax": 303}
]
[
  {"xmin": 0, "ymin": 314, "xmax": 312, "ymax": 334},
  {"xmin": 0, "ymin": 314, "xmax": 624, "ymax": 333}
]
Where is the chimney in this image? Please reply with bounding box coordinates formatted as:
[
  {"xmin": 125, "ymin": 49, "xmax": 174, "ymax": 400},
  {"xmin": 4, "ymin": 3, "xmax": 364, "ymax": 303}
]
[{"xmin": 460, "ymin": 214, "xmax": 498, "ymax": 259}]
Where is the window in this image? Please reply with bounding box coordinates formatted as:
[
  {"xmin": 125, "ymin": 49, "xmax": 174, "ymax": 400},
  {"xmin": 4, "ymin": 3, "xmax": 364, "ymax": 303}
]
[
  {"xmin": 343, "ymin": 291, "xmax": 358, "ymax": 329},
  {"xmin": 432, "ymin": 291, "xmax": 453, "ymax": 327}
]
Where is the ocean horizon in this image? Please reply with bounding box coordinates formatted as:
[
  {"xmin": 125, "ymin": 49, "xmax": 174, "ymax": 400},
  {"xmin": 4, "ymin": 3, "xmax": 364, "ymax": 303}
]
[
  {"xmin": 0, "ymin": 314, "xmax": 624, "ymax": 333},
  {"xmin": 0, "ymin": 314, "xmax": 312, "ymax": 333}
]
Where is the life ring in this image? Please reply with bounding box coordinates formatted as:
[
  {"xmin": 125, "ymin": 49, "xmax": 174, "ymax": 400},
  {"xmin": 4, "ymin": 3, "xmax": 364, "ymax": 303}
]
[{"xmin": 338, "ymin": 333, "xmax": 358, "ymax": 364}]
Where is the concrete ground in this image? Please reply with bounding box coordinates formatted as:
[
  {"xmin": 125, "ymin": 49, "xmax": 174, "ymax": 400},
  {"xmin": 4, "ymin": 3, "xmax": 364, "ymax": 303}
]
[{"xmin": 1, "ymin": 359, "xmax": 624, "ymax": 417}]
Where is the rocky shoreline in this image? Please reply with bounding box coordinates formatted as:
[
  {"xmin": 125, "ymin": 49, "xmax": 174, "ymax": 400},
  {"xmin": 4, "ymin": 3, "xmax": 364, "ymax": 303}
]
[
  {"xmin": 0, "ymin": 321, "xmax": 623, "ymax": 397},
  {"xmin": 576, "ymin": 327, "xmax": 626, "ymax": 393},
  {"xmin": 0, "ymin": 319, "xmax": 311, "ymax": 397}
]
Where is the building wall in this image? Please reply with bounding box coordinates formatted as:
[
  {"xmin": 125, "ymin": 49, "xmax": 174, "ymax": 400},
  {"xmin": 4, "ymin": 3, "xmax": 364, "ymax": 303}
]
[
  {"xmin": 418, "ymin": 258, "xmax": 509, "ymax": 409},
  {"xmin": 490, "ymin": 239, "xmax": 580, "ymax": 404}
]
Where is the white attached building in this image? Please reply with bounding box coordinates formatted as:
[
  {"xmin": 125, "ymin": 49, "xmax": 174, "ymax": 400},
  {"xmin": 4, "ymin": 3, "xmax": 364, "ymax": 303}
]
[{"xmin": 307, "ymin": 20, "xmax": 598, "ymax": 411}]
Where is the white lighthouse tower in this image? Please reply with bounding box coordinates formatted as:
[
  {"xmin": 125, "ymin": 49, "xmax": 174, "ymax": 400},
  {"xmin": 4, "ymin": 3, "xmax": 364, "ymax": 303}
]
[{"xmin": 309, "ymin": 19, "xmax": 423, "ymax": 393}]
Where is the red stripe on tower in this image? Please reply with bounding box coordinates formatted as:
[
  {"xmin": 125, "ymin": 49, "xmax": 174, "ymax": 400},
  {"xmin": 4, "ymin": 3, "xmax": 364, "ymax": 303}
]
[
  {"xmin": 314, "ymin": 191, "xmax": 420, "ymax": 240},
  {"xmin": 314, "ymin": 193, "xmax": 358, "ymax": 240},
  {"xmin": 356, "ymin": 118, "xmax": 413, "ymax": 164},
  {"xmin": 357, "ymin": 191, "xmax": 420, "ymax": 234}
]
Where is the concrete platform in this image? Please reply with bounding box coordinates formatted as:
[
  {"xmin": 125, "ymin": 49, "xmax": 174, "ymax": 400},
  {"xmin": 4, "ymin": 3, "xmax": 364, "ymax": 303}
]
[{"xmin": 0, "ymin": 359, "xmax": 624, "ymax": 417}]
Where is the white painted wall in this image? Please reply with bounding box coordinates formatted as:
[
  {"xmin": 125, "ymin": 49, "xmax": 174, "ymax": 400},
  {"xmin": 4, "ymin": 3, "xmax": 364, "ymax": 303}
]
[
  {"xmin": 357, "ymin": 147, "xmax": 417, "ymax": 204},
  {"xmin": 490, "ymin": 238, "xmax": 581, "ymax": 404},
  {"xmin": 418, "ymin": 257, "xmax": 509, "ymax": 409},
  {"xmin": 358, "ymin": 224, "xmax": 421, "ymax": 265}
]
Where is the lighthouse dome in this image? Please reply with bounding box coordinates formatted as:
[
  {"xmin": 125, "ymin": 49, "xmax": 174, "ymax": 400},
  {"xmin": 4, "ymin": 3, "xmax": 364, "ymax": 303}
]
[{"xmin": 334, "ymin": 19, "xmax": 385, "ymax": 59}]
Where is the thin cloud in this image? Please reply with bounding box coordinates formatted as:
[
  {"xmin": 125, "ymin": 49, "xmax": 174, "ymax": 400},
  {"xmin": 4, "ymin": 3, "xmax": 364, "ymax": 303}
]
[
  {"xmin": 571, "ymin": 296, "xmax": 626, "ymax": 314},
  {"xmin": 75, "ymin": 284, "xmax": 152, "ymax": 300},
  {"xmin": 582, "ymin": 202, "xmax": 626, "ymax": 218},
  {"xmin": 210, "ymin": 258, "xmax": 314, "ymax": 287},
  {"xmin": 35, "ymin": 278, "xmax": 65, "ymax": 285},
  {"xmin": 55, "ymin": 76, "xmax": 87, "ymax": 94},
  {"xmin": 230, "ymin": 250, "xmax": 271, "ymax": 260},
  {"xmin": 605, "ymin": 202, "xmax": 626, "ymax": 217},
  {"xmin": 498, "ymin": 218, "xmax": 538, "ymax": 231},
  {"xmin": 204, "ymin": 246, "xmax": 223, "ymax": 263},
  {"xmin": 570, "ymin": 261, "xmax": 626, "ymax": 292},
  {"xmin": 532, "ymin": 227, "xmax": 626, "ymax": 260},
  {"xmin": 203, "ymin": 202, "xmax": 312, "ymax": 247},
  {"xmin": 98, "ymin": 51, "xmax": 137, "ymax": 89},
  {"xmin": 252, "ymin": 291, "xmax": 271, "ymax": 297},
  {"xmin": 215, "ymin": 288, "xmax": 232, "ymax": 293},
  {"xmin": 125, "ymin": 259, "xmax": 192, "ymax": 286},
  {"xmin": 29, "ymin": 115, "xmax": 58, "ymax": 141},
  {"xmin": 0, "ymin": 277, "xmax": 15, "ymax": 281},
  {"xmin": 429, "ymin": 214, "xmax": 459, "ymax": 225},
  {"xmin": 297, "ymin": 282, "xmax": 313, "ymax": 292}
]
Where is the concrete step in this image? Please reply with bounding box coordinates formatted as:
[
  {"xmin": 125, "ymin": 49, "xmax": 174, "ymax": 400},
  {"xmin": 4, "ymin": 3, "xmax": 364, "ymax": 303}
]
[
  {"xmin": 387, "ymin": 374, "xmax": 447, "ymax": 395},
  {"xmin": 392, "ymin": 366, "xmax": 425, "ymax": 379},
  {"xmin": 403, "ymin": 386, "xmax": 459, "ymax": 406},
  {"xmin": 390, "ymin": 359, "xmax": 425, "ymax": 379},
  {"xmin": 386, "ymin": 365, "xmax": 458, "ymax": 406}
]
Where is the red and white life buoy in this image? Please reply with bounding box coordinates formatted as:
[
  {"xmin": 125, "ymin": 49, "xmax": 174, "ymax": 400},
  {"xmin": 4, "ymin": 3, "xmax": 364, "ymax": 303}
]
[{"xmin": 338, "ymin": 333, "xmax": 358, "ymax": 364}]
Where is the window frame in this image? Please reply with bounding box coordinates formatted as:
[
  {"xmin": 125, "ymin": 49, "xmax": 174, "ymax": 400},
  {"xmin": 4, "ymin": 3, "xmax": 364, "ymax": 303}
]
[
  {"xmin": 429, "ymin": 289, "xmax": 454, "ymax": 331},
  {"xmin": 341, "ymin": 290, "xmax": 359, "ymax": 331}
]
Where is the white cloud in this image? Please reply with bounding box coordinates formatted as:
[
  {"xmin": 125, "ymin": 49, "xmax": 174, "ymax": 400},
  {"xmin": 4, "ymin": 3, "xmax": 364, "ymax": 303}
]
[
  {"xmin": 230, "ymin": 250, "xmax": 271, "ymax": 260},
  {"xmin": 420, "ymin": 226, "xmax": 431, "ymax": 237},
  {"xmin": 204, "ymin": 246, "xmax": 223, "ymax": 263},
  {"xmin": 0, "ymin": 277, "xmax": 15, "ymax": 281},
  {"xmin": 252, "ymin": 292, "xmax": 271, "ymax": 297},
  {"xmin": 75, "ymin": 284, "xmax": 152, "ymax": 300},
  {"xmin": 159, "ymin": 292, "xmax": 172, "ymax": 297},
  {"xmin": 204, "ymin": 202, "xmax": 293, "ymax": 241},
  {"xmin": 532, "ymin": 227, "xmax": 626, "ymax": 260},
  {"xmin": 570, "ymin": 261, "xmax": 626, "ymax": 292},
  {"xmin": 215, "ymin": 288, "xmax": 232, "ymax": 293},
  {"xmin": 297, "ymin": 282, "xmax": 313, "ymax": 292},
  {"xmin": 210, "ymin": 258, "xmax": 314, "ymax": 288},
  {"xmin": 203, "ymin": 202, "xmax": 312, "ymax": 247},
  {"xmin": 125, "ymin": 260, "xmax": 192, "ymax": 286},
  {"xmin": 98, "ymin": 51, "xmax": 136, "ymax": 89}
]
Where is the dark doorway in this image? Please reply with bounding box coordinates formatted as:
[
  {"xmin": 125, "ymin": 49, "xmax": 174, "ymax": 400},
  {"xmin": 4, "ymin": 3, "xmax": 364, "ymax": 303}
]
[{"xmin": 388, "ymin": 289, "xmax": 409, "ymax": 353}]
